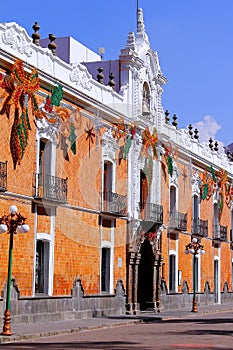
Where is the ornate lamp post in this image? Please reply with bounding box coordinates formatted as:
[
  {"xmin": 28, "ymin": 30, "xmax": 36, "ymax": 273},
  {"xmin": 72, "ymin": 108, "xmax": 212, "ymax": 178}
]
[
  {"xmin": 0, "ymin": 205, "xmax": 29, "ymax": 336},
  {"xmin": 185, "ymin": 237, "xmax": 205, "ymax": 312}
]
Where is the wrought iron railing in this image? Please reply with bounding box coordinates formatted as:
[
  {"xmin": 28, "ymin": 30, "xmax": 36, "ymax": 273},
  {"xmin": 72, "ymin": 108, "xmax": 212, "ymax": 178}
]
[
  {"xmin": 101, "ymin": 191, "xmax": 127, "ymax": 216},
  {"xmin": 192, "ymin": 218, "xmax": 208, "ymax": 237},
  {"xmin": 213, "ymin": 224, "xmax": 227, "ymax": 241},
  {"xmin": 0, "ymin": 161, "xmax": 7, "ymax": 191},
  {"xmin": 169, "ymin": 211, "xmax": 187, "ymax": 231},
  {"xmin": 140, "ymin": 203, "xmax": 163, "ymax": 223},
  {"xmin": 33, "ymin": 173, "xmax": 68, "ymax": 202}
]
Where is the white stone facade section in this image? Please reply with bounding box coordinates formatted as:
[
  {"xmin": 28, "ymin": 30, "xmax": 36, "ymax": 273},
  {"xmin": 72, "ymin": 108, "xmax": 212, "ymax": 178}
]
[
  {"xmin": 169, "ymin": 159, "xmax": 179, "ymax": 188},
  {"xmin": 1, "ymin": 22, "xmax": 32, "ymax": 57},
  {"xmin": 0, "ymin": 22, "xmax": 124, "ymax": 118},
  {"xmin": 191, "ymin": 171, "xmax": 201, "ymax": 197},
  {"xmin": 70, "ymin": 63, "xmax": 92, "ymax": 91},
  {"xmin": 101, "ymin": 129, "xmax": 118, "ymax": 163}
]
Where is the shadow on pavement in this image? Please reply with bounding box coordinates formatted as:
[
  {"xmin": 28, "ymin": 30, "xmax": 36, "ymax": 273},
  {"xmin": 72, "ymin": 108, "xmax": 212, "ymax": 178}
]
[{"xmin": 0, "ymin": 340, "xmax": 153, "ymax": 349}]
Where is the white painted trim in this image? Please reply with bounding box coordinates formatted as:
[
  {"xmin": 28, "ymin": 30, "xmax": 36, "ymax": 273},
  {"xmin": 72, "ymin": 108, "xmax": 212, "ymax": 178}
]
[
  {"xmin": 214, "ymin": 255, "xmax": 221, "ymax": 304},
  {"xmin": 35, "ymin": 232, "xmax": 54, "ymax": 296},
  {"xmin": 101, "ymin": 240, "xmax": 114, "ymax": 294},
  {"xmin": 169, "ymin": 249, "xmax": 178, "ymax": 293}
]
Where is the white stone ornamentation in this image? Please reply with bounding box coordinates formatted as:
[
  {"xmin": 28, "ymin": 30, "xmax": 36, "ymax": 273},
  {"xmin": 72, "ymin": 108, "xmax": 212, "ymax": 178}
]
[
  {"xmin": 191, "ymin": 171, "xmax": 201, "ymax": 196},
  {"xmin": 70, "ymin": 63, "xmax": 92, "ymax": 91},
  {"xmin": 170, "ymin": 159, "xmax": 179, "ymax": 187},
  {"xmin": 2, "ymin": 26, "xmax": 32, "ymax": 57},
  {"xmin": 180, "ymin": 129, "xmax": 192, "ymax": 148},
  {"xmin": 101, "ymin": 129, "xmax": 118, "ymax": 161}
]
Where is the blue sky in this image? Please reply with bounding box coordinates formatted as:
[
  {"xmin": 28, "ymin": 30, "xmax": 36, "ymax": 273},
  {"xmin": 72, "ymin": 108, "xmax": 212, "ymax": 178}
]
[{"xmin": 1, "ymin": 1, "xmax": 233, "ymax": 147}]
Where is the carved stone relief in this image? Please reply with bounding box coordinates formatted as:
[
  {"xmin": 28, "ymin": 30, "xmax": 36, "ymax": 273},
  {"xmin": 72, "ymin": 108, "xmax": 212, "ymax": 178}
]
[
  {"xmin": 169, "ymin": 159, "xmax": 179, "ymax": 187},
  {"xmin": 191, "ymin": 171, "xmax": 201, "ymax": 196},
  {"xmin": 101, "ymin": 129, "xmax": 118, "ymax": 161},
  {"xmin": 2, "ymin": 26, "xmax": 32, "ymax": 57},
  {"xmin": 70, "ymin": 63, "xmax": 92, "ymax": 91}
]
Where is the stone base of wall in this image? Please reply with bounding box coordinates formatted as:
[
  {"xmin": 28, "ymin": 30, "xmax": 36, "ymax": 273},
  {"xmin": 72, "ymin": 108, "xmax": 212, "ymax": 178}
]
[
  {"xmin": 160, "ymin": 291, "xmax": 233, "ymax": 311},
  {"xmin": 0, "ymin": 294, "xmax": 126, "ymax": 325},
  {"xmin": 0, "ymin": 278, "xmax": 126, "ymax": 325}
]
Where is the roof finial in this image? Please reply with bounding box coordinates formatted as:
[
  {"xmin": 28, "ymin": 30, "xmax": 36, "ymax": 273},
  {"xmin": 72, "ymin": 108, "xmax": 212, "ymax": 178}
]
[{"xmin": 137, "ymin": 8, "xmax": 145, "ymax": 33}]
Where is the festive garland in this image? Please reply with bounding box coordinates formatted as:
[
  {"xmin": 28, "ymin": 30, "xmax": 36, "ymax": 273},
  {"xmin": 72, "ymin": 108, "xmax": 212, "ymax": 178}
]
[
  {"xmin": 163, "ymin": 141, "xmax": 177, "ymax": 177},
  {"xmin": 0, "ymin": 59, "xmax": 42, "ymax": 168},
  {"xmin": 39, "ymin": 85, "xmax": 80, "ymax": 156},
  {"xmin": 201, "ymin": 166, "xmax": 230, "ymax": 221},
  {"xmin": 0, "ymin": 59, "xmax": 83, "ymax": 167},
  {"xmin": 142, "ymin": 126, "xmax": 158, "ymax": 158}
]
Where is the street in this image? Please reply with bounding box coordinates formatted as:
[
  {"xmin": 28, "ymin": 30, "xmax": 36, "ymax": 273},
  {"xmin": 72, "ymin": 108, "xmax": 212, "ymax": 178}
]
[{"xmin": 1, "ymin": 311, "xmax": 233, "ymax": 349}]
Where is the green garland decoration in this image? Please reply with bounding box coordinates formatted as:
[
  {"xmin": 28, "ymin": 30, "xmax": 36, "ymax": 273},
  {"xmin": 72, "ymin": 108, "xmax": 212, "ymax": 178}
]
[
  {"xmin": 123, "ymin": 136, "xmax": 132, "ymax": 160},
  {"xmin": 144, "ymin": 158, "xmax": 153, "ymax": 187},
  {"xmin": 167, "ymin": 154, "xmax": 173, "ymax": 176},
  {"xmin": 17, "ymin": 112, "xmax": 28, "ymax": 159},
  {"xmin": 218, "ymin": 192, "xmax": 224, "ymax": 221},
  {"xmin": 202, "ymin": 183, "xmax": 209, "ymax": 200},
  {"xmin": 210, "ymin": 164, "xmax": 216, "ymax": 182},
  {"xmin": 51, "ymin": 84, "xmax": 63, "ymax": 106},
  {"xmin": 68, "ymin": 124, "xmax": 77, "ymax": 155}
]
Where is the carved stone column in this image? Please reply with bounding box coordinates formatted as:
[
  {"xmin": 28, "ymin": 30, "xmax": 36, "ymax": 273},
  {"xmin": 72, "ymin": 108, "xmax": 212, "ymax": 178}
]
[
  {"xmin": 126, "ymin": 251, "xmax": 135, "ymax": 314},
  {"xmin": 153, "ymin": 253, "xmax": 163, "ymax": 312},
  {"xmin": 133, "ymin": 252, "xmax": 141, "ymax": 314}
]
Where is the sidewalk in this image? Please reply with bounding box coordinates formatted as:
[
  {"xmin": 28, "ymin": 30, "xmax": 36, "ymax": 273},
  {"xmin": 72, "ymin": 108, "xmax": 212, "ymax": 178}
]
[{"xmin": 1, "ymin": 303, "xmax": 233, "ymax": 344}]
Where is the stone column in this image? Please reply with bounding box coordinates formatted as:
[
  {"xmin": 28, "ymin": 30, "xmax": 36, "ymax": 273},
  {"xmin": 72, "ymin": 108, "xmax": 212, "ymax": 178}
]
[
  {"xmin": 133, "ymin": 252, "xmax": 141, "ymax": 314},
  {"xmin": 153, "ymin": 253, "xmax": 163, "ymax": 312},
  {"xmin": 126, "ymin": 251, "xmax": 135, "ymax": 314}
]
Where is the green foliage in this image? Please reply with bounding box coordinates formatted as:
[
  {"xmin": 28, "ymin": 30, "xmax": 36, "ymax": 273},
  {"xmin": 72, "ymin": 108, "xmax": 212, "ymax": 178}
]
[
  {"xmin": 167, "ymin": 154, "xmax": 173, "ymax": 176},
  {"xmin": 51, "ymin": 84, "xmax": 63, "ymax": 106},
  {"xmin": 68, "ymin": 124, "xmax": 77, "ymax": 155}
]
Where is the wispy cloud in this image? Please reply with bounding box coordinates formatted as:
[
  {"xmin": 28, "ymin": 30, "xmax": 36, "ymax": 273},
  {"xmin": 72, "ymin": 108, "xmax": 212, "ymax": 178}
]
[
  {"xmin": 192, "ymin": 115, "xmax": 221, "ymax": 143},
  {"xmin": 192, "ymin": 115, "xmax": 225, "ymax": 153}
]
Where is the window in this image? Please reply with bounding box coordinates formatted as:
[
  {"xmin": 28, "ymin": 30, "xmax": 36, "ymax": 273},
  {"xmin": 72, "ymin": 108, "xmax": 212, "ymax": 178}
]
[
  {"xmin": 142, "ymin": 82, "xmax": 150, "ymax": 114},
  {"xmin": 169, "ymin": 254, "xmax": 176, "ymax": 292},
  {"xmin": 170, "ymin": 186, "xmax": 176, "ymax": 213},
  {"xmin": 39, "ymin": 138, "xmax": 52, "ymax": 177},
  {"xmin": 140, "ymin": 170, "xmax": 148, "ymax": 211},
  {"xmin": 35, "ymin": 240, "xmax": 50, "ymax": 294},
  {"xmin": 214, "ymin": 258, "xmax": 220, "ymax": 303},
  {"xmin": 213, "ymin": 203, "xmax": 219, "ymax": 237},
  {"xmin": 104, "ymin": 161, "xmax": 113, "ymax": 195},
  {"xmin": 193, "ymin": 255, "xmax": 199, "ymax": 292},
  {"xmin": 169, "ymin": 186, "xmax": 177, "ymax": 227},
  {"xmin": 101, "ymin": 247, "xmax": 111, "ymax": 293},
  {"xmin": 193, "ymin": 194, "xmax": 199, "ymax": 233}
]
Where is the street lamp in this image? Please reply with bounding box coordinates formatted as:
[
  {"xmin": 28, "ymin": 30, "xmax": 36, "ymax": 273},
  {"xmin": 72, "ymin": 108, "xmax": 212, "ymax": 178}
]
[
  {"xmin": 185, "ymin": 237, "xmax": 205, "ymax": 312},
  {"xmin": 0, "ymin": 205, "xmax": 29, "ymax": 336}
]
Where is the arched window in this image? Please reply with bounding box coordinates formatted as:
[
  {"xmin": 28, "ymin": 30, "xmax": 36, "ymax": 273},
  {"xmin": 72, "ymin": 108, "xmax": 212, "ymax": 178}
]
[
  {"xmin": 140, "ymin": 170, "xmax": 149, "ymax": 212},
  {"xmin": 142, "ymin": 82, "xmax": 150, "ymax": 115}
]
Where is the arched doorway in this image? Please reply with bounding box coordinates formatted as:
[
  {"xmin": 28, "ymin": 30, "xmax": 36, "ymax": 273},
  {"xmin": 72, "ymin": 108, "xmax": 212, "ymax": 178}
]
[{"xmin": 137, "ymin": 238, "xmax": 154, "ymax": 310}]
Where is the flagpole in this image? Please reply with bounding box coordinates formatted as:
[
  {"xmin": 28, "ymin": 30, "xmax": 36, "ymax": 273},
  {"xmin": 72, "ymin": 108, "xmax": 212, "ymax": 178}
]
[{"xmin": 136, "ymin": 0, "xmax": 139, "ymax": 30}]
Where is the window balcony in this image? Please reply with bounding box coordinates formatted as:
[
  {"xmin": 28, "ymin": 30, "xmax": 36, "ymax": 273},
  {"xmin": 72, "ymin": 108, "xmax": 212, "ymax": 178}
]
[
  {"xmin": 213, "ymin": 224, "xmax": 227, "ymax": 241},
  {"xmin": 33, "ymin": 173, "xmax": 68, "ymax": 203},
  {"xmin": 101, "ymin": 191, "xmax": 127, "ymax": 216},
  {"xmin": 0, "ymin": 161, "xmax": 7, "ymax": 191},
  {"xmin": 169, "ymin": 211, "xmax": 187, "ymax": 231},
  {"xmin": 192, "ymin": 218, "xmax": 208, "ymax": 237},
  {"xmin": 140, "ymin": 203, "xmax": 163, "ymax": 224}
]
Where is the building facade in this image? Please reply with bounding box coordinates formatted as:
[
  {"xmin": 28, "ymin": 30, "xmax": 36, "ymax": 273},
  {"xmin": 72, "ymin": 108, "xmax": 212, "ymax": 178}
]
[{"xmin": 0, "ymin": 9, "xmax": 233, "ymax": 324}]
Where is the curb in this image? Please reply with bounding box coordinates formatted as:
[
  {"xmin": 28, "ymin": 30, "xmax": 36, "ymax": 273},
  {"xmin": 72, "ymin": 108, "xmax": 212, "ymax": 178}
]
[{"xmin": 0, "ymin": 319, "xmax": 143, "ymax": 344}]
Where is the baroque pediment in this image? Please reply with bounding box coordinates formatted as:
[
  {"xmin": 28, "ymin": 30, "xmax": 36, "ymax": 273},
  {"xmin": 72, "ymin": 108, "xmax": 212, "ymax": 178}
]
[
  {"xmin": 1, "ymin": 22, "xmax": 32, "ymax": 57},
  {"xmin": 70, "ymin": 63, "xmax": 92, "ymax": 91}
]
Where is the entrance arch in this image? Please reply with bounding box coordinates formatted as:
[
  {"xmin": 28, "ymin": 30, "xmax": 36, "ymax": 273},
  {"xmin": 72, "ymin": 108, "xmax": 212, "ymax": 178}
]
[{"xmin": 137, "ymin": 239, "xmax": 155, "ymax": 310}]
